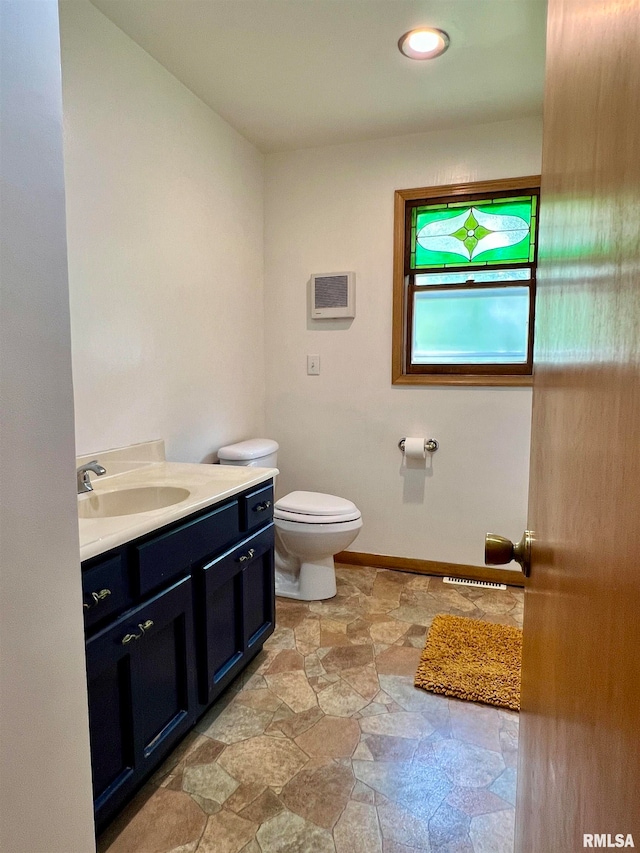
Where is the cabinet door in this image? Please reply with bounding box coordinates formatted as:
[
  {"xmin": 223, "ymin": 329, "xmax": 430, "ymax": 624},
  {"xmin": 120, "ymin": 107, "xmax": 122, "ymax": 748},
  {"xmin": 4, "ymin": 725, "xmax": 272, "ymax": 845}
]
[
  {"xmin": 242, "ymin": 524, "xmax": 276, "ymax": 653},
  {"xmin": 86, "ymin": 575, "xmax": 197, "ymax": 831},
  {"xmin": 198, "ymin": 524, "xmax": 275, "ymax": 706},
  {"xmin": 198, "ymin": 544, "xmax": 245, "ymax": 705},
  {"xmin": 85, "ymin": 615, "xmax": 136, "ymax": 821}
]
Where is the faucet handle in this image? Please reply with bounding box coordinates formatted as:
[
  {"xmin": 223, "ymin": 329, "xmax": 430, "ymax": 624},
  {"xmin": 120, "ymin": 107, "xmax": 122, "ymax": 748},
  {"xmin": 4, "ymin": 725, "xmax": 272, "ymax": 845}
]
[{"xmin": 81, "ymin": 460, "xmax": 106, "ymax": 474}]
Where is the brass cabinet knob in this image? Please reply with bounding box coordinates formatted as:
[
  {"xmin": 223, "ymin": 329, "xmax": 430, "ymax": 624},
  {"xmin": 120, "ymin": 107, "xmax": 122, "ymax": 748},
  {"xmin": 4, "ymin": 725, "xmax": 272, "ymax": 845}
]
[{"xmin": 485, "ymin": 531, "xmax": 532, "ymax": 577}]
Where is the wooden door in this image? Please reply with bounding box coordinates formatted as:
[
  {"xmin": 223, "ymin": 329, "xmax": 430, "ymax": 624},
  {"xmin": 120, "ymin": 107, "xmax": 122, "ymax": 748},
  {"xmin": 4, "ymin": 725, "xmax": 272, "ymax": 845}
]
[{"xmin": 516, "ymin": 1, "xmax": 640, "ymax": 849}]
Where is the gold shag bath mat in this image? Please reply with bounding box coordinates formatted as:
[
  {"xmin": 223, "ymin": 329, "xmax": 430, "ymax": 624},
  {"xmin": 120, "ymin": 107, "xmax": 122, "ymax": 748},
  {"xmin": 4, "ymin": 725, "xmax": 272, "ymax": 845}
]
[{"xmin": 414, "ymin": 614, "xmax": 522, "ymax": 711}]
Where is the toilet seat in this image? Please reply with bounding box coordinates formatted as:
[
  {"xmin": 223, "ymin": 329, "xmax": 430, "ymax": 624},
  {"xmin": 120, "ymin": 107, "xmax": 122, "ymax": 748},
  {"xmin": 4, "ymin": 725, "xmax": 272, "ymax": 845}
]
[{"xmin": 274, "ymin": 490, "xmax": 361, "ymax": 524}]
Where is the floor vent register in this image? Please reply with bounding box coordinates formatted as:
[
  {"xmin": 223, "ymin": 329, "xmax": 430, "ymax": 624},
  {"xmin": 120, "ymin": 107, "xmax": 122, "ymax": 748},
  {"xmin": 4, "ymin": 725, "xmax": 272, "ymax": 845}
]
[{"xmin": 443, "ymin": 576, "xmax": 507, "ymax": 591}]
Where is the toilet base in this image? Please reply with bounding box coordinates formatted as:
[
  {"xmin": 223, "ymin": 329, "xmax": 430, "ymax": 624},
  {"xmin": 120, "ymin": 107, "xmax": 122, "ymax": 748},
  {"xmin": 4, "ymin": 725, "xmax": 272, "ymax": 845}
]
[{"xmin": 275, "ymin": 555, "xmax": 337, "ymax": 601}]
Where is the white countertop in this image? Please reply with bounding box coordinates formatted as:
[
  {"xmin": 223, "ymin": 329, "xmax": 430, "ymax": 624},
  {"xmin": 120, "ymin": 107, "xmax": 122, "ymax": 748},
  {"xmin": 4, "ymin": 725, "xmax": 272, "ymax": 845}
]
[{"xmin": 78, "ymin": 461, "xmax": 277, "ymax": 561}]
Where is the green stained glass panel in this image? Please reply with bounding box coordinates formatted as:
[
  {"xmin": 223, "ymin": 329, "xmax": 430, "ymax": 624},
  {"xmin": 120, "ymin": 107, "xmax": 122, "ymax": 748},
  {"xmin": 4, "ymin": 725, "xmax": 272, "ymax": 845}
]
[{"xmin": 412, "ymin": 197, "xmax": 535, "ymax": 269}]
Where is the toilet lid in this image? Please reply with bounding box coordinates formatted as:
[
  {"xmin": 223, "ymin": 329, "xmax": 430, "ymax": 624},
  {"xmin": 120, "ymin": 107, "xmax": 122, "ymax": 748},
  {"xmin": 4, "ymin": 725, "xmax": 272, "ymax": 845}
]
[
  {"xmin": 217, "ymin": 438, "xmax": 279, "ymax": 461},
  {"xmin": 275, "ymin": 490, "xmax": 358, "ymax": 517}
]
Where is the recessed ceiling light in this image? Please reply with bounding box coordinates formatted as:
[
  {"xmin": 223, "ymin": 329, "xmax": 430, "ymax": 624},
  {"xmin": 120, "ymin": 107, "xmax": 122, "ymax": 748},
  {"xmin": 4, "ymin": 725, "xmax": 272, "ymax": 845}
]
[{"xmin": 398, "ymin": 27, "xmax": 450, "ymax": 60}]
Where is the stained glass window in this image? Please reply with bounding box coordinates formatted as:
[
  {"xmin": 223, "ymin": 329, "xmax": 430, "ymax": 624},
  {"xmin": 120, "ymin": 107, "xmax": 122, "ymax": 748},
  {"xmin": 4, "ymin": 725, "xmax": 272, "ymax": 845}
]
[
  {"xmin": 392, "ymin": 178, "xmax": 540, "ymax": 384},
  {"xmin": 411, "ymin": 196, "xmax": 537, "ymax": 269}
]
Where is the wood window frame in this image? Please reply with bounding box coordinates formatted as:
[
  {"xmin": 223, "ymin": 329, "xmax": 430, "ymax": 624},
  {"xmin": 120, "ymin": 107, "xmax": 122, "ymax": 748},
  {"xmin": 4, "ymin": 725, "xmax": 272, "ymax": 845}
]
[{"xmin": 392, "ymin": 176, "xmax": 541, "ymax": 386}]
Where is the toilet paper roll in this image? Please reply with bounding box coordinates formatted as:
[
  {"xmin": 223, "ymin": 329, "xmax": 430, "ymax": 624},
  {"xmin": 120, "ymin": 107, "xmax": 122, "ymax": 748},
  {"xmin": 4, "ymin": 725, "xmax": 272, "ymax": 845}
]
[{"xmin": 403, "ymin": 437, "xmax": 426, "ymax": 460}]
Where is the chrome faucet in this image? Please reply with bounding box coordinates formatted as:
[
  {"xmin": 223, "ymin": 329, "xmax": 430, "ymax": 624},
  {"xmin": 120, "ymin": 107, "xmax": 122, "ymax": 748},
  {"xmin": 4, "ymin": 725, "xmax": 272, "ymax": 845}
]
[{"xmin": 77, "ymin": 460, "xmax": 106, "ymax": 494}]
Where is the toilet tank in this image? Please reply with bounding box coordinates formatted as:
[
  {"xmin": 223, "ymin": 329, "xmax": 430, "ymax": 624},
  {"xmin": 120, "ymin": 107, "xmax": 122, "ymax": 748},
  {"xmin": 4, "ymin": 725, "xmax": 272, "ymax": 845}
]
[{"xmin": 217, "ymin": 438, "xmax": 279, "ymax": 468}]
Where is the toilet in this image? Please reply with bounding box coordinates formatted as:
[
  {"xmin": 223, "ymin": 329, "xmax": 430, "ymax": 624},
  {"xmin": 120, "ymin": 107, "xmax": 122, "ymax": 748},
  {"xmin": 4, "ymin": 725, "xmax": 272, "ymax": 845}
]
[{"xmin": 217, "ymin": 439, "xmax": 362, "ymax": 601}]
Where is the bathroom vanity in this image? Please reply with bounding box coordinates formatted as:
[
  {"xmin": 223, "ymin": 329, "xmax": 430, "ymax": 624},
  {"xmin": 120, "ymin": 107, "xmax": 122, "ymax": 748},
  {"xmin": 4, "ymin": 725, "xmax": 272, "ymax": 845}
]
[{"xmin": 77, "ymin": 444, "xmax": 277, "ymax": 832}]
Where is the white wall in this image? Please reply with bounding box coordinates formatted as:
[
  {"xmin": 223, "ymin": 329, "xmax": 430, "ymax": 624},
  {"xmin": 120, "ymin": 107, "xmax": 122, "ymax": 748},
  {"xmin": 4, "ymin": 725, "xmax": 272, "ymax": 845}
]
[
  {"xmin": 0, "ymin": 3, "xmax": 96, "ymax": 851},
  {"xmin": 59, "ymin": 0, "xmax": 266, "ymax": 463},
  {"xmin": 264, "ymin": 118, "xmax": 541, "ymax": 566}
]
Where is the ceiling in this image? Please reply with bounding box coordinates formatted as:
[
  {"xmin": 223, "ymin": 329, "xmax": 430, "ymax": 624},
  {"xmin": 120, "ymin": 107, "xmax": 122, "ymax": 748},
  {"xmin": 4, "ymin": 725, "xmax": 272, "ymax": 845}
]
[{"xmin": 89, "ymin": 0, "xmax": 548, "ymax": 153}]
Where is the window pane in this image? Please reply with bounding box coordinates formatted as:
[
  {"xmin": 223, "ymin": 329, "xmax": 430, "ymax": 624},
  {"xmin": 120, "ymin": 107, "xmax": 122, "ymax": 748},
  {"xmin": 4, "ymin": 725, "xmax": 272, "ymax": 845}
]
[
  {"xmin": 412, "ymin": 197, "xmax": 536, "ymax": 269},
  {"xmin": 412, "ymin": 287, "xmax": 529, "ymax": 365},
  {"xmin": 415, "ymin": 268, "xmax": 531, "ymax": 287}
]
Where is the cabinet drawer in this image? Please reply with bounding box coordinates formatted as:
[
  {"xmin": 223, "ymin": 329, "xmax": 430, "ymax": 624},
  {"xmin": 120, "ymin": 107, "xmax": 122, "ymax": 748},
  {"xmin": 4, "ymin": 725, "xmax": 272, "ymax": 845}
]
[
  {"xmin": 82, "ymin": 553, "xmax": 130, "ymax": 630},
  {"xmin": 134, "ymin": 500, "xmax": 240, "ymax": 597},
  {"xmin": 201, "ymin": 524, "xmax": 273, "ymax": 588},
  {"xmin": 241, "ymin": 483, "xmax": 274, "ymax": 531}
]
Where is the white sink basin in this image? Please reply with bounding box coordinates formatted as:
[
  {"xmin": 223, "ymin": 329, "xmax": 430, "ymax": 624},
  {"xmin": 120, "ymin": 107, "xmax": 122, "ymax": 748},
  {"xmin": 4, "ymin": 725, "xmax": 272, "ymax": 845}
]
[{"xmin": 78, "ymin": 486, "xmax": 190, "ymax": 519}]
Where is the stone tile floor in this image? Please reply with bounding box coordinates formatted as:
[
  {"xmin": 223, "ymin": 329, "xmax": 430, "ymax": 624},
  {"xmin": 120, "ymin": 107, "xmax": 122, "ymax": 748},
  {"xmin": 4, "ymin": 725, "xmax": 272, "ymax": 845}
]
[{"xmin": 98, "ymin": 566, "xmax": 523, "ymax": 853}]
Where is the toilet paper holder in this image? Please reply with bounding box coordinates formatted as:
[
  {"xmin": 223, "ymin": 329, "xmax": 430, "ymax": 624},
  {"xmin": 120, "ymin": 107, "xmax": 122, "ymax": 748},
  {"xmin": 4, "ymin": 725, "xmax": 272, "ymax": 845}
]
[{"xmin": 398, "ymin": 437, "xmax": 439, "ymax": 453}]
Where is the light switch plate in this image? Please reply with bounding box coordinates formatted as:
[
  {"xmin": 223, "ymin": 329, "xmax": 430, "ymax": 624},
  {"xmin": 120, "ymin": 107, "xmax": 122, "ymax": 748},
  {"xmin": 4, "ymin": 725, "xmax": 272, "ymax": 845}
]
[{"xmin": 307, "ymin": 355, "xmax": 320, "ymax": 375}]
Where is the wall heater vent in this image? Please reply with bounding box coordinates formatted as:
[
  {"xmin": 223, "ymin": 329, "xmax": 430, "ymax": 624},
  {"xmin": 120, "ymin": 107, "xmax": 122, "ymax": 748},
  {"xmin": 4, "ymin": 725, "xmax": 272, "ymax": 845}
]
[
  {"xmin": 310, "ymin": 272, "xmax": 355, "ymax": 319},
  {"xmin": 443, "ymin": 576, "xmax": 507, "ymax": 590}
]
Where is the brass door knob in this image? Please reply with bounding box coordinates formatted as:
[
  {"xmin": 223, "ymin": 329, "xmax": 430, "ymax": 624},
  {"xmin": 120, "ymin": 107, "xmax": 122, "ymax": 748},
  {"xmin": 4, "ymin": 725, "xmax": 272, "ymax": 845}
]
[{"xmin": 485, "ymin": 531, "xmax": 532, "ymax": 577}]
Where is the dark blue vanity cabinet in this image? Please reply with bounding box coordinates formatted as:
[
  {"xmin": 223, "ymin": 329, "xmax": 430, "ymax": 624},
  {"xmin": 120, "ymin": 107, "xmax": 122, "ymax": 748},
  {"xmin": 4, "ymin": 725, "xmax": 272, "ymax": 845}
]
[{"xmin": 81, "ymin": 482, "xmax": 275, "ymax": 833}]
